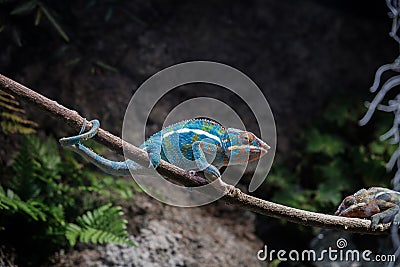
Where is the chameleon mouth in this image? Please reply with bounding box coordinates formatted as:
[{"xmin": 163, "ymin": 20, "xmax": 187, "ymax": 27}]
[
  {"xmin": 253, "ymin": 140, "xmax": 271, "ymax": 154},
  {"xmin": 336, "ymin": 203, "xmax": 381, "ymax": 218},
  {"xmin": 250, "ymin": 146, "xmax": 269, "ymax": 154},
  {"xmin": 336, "ymin": 202, "xmax": 381, "ymax": 218},
  {"xmin": 228, "ymin": 145, "xmax": 270, "ymax": 154},
  {"xmin": 250, "ymin": 143, "xmax": 270, "ymax": 162},
  {"xmin": 335, "ymin": 203, "xmax": 366, "ymax": 216}
]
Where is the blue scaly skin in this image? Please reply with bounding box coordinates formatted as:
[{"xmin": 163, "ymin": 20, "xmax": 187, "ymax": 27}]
[
  {"xmin": 59, "ymin": 118, "xmax": 270, "ymax": 190},
  {"xmin": 335, "ymin": 187, "xmax": 400, "ymax": 230}
]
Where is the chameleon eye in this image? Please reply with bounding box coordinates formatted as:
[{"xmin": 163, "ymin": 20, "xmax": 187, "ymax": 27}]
[
  {"xmin": 344, "ymin": 197, "xmax": 356, "ymax": 207},
  {"xmin": 243, "ymin": 136, "xmax": 250, "ymax": 143},
  {"xmin": 243, "ymin": 135, "xmax": 250, "ymax": 145}
]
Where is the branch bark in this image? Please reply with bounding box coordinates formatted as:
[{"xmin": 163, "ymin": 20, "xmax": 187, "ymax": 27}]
[{"xmin": 0, "ymin": 74, "xmax": 391, "ymax": 234}]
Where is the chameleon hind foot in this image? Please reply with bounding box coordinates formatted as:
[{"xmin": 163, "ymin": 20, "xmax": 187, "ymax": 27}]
[{"xmin": 59, "ymin": 119, "xmax": 100, "ymax": 147}]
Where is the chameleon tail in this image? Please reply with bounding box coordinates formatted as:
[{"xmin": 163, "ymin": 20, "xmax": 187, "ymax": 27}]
[
  {"xmin": 59, "ymin": 119, "xmax": 145, "ymax": 176},
  {"xmin": 59, "ymin": 119, "xmax": 100, "ymax": 146},
  {"xmin": 70, "ymin": 143, "xmax": 131, "ymax": 176}
]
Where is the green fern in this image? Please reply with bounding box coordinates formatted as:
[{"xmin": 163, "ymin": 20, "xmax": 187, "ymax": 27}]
[
  {"xmin": 1, "ymin": 134, "xmax": 140, "ymax": 260},
  {"xmin": 0, "ymin": 185, "xmax": 46, "ymax": 221},
  {"xmin": 66, "ymin": 204, "xmax": 136, "ymax": 247},
  {"xmin": 83, "ymin": 174, "xmax": 142, "ymax": 200}
]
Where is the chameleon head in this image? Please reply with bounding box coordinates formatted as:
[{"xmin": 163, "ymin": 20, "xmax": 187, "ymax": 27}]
[
  {"xmin": 224, "ymin": 128, "xmax": 270, "ymax": 165},
  {"xmin": 335, "ymin": 195, "xmax": 358, "ymax": 216},
  {"xmin": 335, "ymin": 189, "xmax": 380, "ymax": 218}
]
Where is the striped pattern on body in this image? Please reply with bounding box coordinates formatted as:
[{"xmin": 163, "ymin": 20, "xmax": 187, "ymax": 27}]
[{"xmin": 141, "ymin": 119, "xmax": 228, "ymax": 167}]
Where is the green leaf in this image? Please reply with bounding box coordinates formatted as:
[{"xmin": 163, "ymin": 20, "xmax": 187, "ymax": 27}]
[
  {"xmin": 66, "ymin": 204, "xmax": 136, "ymax": 247},
  {"xmin": 305, "ymin": 129, "xmax": 345, "ymax": 157},
  {"xmin": 315, "ymin": 183, "xmax": 342, "ymax": 206},
  {"xmin": 316, "ymin": 159, "xmax": 346, "ymax": 184},
  {"xmin": 272, "ymin": 187, "xmax": 316, "ymax": 212},
  {"xmin": 10, "ymin": 0, "xmax": 37, "ymax": 15},
  {"xmin": 0, "ymin": 186, "xmax": 47, "ymax": 221},
  {"xmin": 38, "ymin": 3, "xmax": 69, "ymax": 42},
  {"xmin": 34, "ymin": 8, "xmax": 42, "ymax": 26},
  {"xmin": 94, "ymin": 60, "xmax": 118, "ymax": 73},
  {"xmin": 323, "ymin": 98, "xmax": 361, "ymax": 126},
  {"xmin": 269, "ymin": 259, "xmax": 281, "ymax": 267},
  {"xmin": 1, "ymin": 112, "xmax": 38, "ymax": 126},
  {"xmin": 65, "ymin": 223, "xmax": 81, "ymax": 246}
]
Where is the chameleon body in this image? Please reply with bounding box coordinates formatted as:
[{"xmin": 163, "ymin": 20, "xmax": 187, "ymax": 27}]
[
  {"xmin": 335, "ymin": 187, "xmax": 400, "ymax": 230},
  {"xmin": 59, "ymin": 118, "xmax": 270, "ymax": 189}
]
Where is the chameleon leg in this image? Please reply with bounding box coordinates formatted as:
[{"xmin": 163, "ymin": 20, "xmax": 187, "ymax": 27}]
[
  {"xmin": 192, "ymin": 141, "xmax": 235, "ymax": 193},
  {"xmin": 371, "ymin": 205, "xmax": 400, "ymax": 230},
  {"xmin": 192, "ymin": 141, "xmax": 221, "ymax": 178},
  {"xmin": 59, "ymin": 119, "xmax": 144, "ymax": 176},
  {"xmin": 393, "ymin": 211, "xmax": 400, "ymax": 226},
  {"xmin": 142, "ymin": 133, "xmax": 162, "ymax": 169}
]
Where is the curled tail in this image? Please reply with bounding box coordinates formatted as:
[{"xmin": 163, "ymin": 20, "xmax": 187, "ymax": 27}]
[{"xmin": 59, "ymin": 119, "xmax": 145, "ymax": 176}]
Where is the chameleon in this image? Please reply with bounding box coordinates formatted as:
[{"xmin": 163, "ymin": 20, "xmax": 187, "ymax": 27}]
[
  {"xmin": 335, "ymin": 187, "xmax": 400, "ymax": 230},
  {"xmin": 59, "ymin": 118, "xmax": 271, "ymax": 191}
]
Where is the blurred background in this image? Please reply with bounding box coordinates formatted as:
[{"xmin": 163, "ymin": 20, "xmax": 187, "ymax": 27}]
[{"xmin": 0, "ymin": 0, "xmax": 397, "ymax": 266}]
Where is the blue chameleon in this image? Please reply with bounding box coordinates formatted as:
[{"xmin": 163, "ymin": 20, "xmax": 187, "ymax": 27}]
[{"xmin": 59, "ymin": 118, "xmax": 270, "ymax": 189}]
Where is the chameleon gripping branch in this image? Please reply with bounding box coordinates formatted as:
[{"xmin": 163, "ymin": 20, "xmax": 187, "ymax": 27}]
[{"xmin": 0, "ymin": 73, "xmax": 392, "ymax": 235}]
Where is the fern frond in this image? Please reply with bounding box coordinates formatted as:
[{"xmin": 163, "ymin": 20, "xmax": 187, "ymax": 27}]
[
  {"xmin": 10, "ymin": 139, "xmax": 41, "ymax": 200},
  {"xmin": 0, "ymin": 95, "xmax": 19, "ymax": 105},
  {"xmin": 1, "ymin": 112, "xmax": 38, "ymax": 126},
  {"xmin": 28, "ymin": 136, "xmax": 61, "ymax": 173},
  {"xmin": 0, "ymin": 101, "xmax": 25, "ymax": 113},
  {"xmin": 0, "ymin": 121, "xmax": 36, "ymax": 134},
  {"xmin": 0, "ymin": 90, "xmax": 15, "ymax": 97},
  {"xmin": 2, "ymin": 133, "xmax": 140, "ymax": 252},
  {"xmin": 0, "ymin": 186, "xmax": 47, "ymax": 221},
  {"xmin": 0, "ymin": 89, "xmax": 37, "ymax": 134},
  {"xmin": 83, "ymin": 175, "xmax": 140, "ymax": 200},
  {"xmin": 65, "ymin": 204, "xmax": 136, "ymax": 247}
]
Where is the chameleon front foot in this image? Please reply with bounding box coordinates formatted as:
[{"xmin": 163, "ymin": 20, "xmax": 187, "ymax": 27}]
[{"xmin": 370, "ymin": 207, "xmax": 400, "ymax": 230}]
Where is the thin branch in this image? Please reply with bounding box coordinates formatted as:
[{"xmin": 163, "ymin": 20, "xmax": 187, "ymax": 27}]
[{"xmin": 0, "ymin": 74, "xmax": 392, "ymax": 234}]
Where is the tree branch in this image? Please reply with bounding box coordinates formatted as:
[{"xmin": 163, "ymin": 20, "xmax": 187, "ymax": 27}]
[{"xmin": 0, "ymin": 74, "xmax": 391, "ymax": 234}]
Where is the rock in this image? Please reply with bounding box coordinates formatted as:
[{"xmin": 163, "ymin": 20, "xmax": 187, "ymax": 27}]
[{"xmin": 52, "ymin": 194, "xmax": 265, "ymax": 267}]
